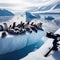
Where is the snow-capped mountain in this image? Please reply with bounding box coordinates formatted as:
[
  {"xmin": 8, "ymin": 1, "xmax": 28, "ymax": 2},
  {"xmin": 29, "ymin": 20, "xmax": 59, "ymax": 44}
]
[
  {"xmin": 25, "ymin": 2, "xmax": 60, "ymax": 22},
  {"xmin": 0, "ymin": 9, "xmax": 14, "ymax": 22},
  {"xmin": 0, "ymin": 9, "xmax": 14, "ymax": 16},
  {"xmin": 26, "ymin": 11, "xmax": 40, "ymax": 21},
  {"xmin": 26, "ymin": 2, "xmax": 60, "ymax": 14}
]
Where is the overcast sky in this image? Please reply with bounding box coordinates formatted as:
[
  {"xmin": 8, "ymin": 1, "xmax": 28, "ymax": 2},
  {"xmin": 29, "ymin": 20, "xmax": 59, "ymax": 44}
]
[{"xmin": 0, "ymin": 0, "xmax": 59, "ymax": 10}]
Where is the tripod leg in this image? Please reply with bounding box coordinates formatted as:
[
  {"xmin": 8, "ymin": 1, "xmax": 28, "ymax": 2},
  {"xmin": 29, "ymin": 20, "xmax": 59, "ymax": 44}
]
[{"xmin": 44, "ymin": 48, "xmax": 53, "ymax": 57}]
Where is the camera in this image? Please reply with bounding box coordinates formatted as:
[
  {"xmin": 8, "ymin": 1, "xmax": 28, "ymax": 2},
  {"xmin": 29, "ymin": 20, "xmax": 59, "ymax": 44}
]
[{"xmin": 46, "ymin": 32, "xmax": 60, "ymax": 41}]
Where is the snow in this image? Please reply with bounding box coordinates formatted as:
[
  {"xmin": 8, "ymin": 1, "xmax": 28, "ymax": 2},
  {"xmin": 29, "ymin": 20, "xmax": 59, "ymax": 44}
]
[{"xmin": 21, "ymin": 28, "xmax": 60, "ymax": 60}]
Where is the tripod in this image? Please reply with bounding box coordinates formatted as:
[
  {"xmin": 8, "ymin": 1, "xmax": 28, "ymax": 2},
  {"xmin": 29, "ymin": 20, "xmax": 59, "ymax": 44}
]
[{"xmin": 44, "ymin": 32, "xmax": 60, "ymax": 57}]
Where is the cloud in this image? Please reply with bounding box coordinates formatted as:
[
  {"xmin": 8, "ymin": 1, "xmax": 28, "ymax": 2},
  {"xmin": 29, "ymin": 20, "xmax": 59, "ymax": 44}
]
[
  {"xmin": 26, "ymin": 0, "xmax": 49, "ymax": 3},
  {"xmin": 0, "ymin": 3, "xmax": 17, "ymax": 7},
  {"xmin": 0, "ymin": 0, "xmax": 59, "ymax": 10}
]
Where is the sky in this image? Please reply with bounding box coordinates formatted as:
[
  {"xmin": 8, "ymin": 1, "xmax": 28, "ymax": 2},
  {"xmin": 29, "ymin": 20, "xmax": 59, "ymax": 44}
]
[{"xmin": 0, "ymin": 0, "xmax": 59, "ymax": 11}]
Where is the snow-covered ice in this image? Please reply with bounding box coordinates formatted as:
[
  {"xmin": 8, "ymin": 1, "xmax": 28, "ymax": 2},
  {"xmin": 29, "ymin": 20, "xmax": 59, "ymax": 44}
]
[{"xmin": 21, "ymin": 28, "xmax": 60, "ymax": 60}]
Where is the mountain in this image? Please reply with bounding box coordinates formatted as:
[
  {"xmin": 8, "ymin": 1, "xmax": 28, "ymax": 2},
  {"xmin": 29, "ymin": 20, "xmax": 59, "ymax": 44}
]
[
  {"xmin": 0, "ymin": 9, "xmax": 14, "ymax": 16},
  {"xmin": 25, "ymin": 11, "xmax": 40, "ymax": 22},
  {"xmin": 26, "ymin": 2, "xmax": 60, "ymax": 14},
  {"xmin": 38, "ymin": 2, "xmax": 60, "ymax": 13},
  {"xmin": 25, "ymin": 2, "xmax": 60, "ymax": 22},
  {"xmin": 0, "ymin": 9, "xmax": 14, "ymax": 22}
]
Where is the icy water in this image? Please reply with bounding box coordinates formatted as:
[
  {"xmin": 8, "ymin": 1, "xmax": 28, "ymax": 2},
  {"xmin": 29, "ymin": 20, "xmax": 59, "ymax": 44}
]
[{"xmin": 0, "ymin": 14, "xmax": 60, "ymax": 60}]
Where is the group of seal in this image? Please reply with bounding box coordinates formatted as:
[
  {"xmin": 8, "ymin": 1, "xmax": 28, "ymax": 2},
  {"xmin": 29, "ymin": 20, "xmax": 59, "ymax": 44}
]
[{"xmin": 0, "ymin": 21, "xmax": 44, "ymax": 38}]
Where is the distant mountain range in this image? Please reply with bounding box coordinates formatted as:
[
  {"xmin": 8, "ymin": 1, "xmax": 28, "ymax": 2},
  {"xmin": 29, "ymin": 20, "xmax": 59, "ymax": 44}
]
[
  {"xmin": 26, "ymin": 2, "xmax": 60, "ymax": 14},
  {"xmin": 25, "ymin": 2, "xmax": 60, "ymax": 21},
  {"xmin": 38, "ymin": 2, "xmax": 60, "ymax": 11}
]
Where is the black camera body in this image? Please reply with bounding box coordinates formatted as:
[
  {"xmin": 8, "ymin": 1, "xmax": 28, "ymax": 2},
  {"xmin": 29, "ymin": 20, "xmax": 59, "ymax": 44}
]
[{"xmin": 46, "ymin": 32, "xmax": 60, "ymax": 41}]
